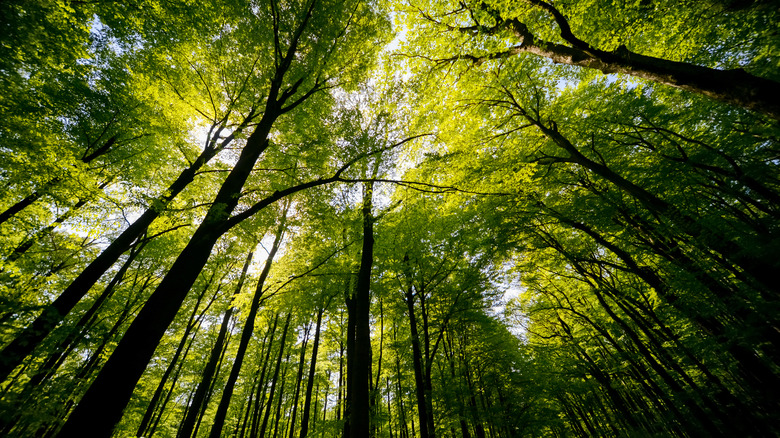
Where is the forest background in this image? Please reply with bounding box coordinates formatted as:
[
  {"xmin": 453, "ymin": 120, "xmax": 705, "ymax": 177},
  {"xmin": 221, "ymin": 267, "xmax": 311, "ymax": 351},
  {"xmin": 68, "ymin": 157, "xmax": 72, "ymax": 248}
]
[{"xmin": 0, "ymin": 0, "xmax": 779, "ymax": 437}]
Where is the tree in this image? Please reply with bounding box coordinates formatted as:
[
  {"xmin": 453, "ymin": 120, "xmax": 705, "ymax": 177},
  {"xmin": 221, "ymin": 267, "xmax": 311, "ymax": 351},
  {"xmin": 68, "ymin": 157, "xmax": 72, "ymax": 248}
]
[{"xmin": 2, "ymin": 1, "xmax": 779, "ymax": 437}]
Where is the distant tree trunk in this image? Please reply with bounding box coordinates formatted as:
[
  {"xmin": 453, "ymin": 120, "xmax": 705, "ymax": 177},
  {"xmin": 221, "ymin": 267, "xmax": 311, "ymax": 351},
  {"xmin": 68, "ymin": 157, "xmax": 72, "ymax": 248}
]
[
  {"xmin": 271, "ymin": 350, "xmax": 292, "ymax": 438},
  {"xmin": 300, "ymin": 304, "xmax": 326, "ymax": 438},
  {"xmin": 248, "ymin": 313, "xmax": 280, "ymax": 438},
  {"xmin": 418, "ymin": 292, "xmax": 437, "ymax": 438},
  {"xmin": 346, "ymin": 181, "xmax": 375, "ymax": 438},
  {"xmin": 443, "ymin": 331, "xmax": 470, "ymax": 438},
  {"xmin": 385, "ymin": 377, "xmax": 394, "ymax": 438},
  {"xmin": 390, "ymin": 323, "xmax": 409, "ymax": 438},
  {"xmin": 369, "ymin": 298, "xmax": 384, "ymax": 437},
  {"xmin": 288, "ymin": 325, "xmax": 310, "ymax": 438},
  {"xmin": 404, "ymin": 284, "xmax": 431, "ymax": 438},
  {"xmin": 259, "ymin": 313, "xmax": 293, "ymax": 438},
  {"xmin": 337, "ymin": 308, "xmax": 345, "ymax": 424}
]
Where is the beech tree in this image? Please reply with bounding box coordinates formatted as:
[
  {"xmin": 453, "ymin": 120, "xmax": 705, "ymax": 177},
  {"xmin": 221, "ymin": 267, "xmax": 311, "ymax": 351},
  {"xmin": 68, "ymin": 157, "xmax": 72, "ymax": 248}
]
[{"xmin": 1, "ymin": 0, "xmax": 779, "ymax": 437}]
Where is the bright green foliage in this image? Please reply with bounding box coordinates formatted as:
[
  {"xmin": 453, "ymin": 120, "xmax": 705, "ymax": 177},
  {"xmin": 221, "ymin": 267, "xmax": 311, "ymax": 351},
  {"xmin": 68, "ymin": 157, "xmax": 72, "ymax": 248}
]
[{"xmin": 1, "ymin": 0, "xmax": 779, "ymax": 437}]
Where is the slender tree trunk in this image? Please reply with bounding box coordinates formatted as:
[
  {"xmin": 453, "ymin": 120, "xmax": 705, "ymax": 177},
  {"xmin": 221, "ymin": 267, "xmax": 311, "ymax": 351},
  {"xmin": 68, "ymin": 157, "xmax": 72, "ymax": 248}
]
[
  {"xmin": 260, "ymin": 313, "xmax": 293, "ymax": 438},
  {"xmin": 271, "ymin": 351, "xmax": 291, "ymax": 438},
  {"xmin": 247, "ymin": 313, "xmax": 279, "ymax": 437},
  {"xmin": 444, "ymin": 331, "xmax": 471, "ymax": 438},
  {"xmin": 0, "ymin": 130, "xmax": 233, "ymax": 383},
  {"xmin": 394, "ymin": 324, "xmax": 409, "ymax": 438},
  {"xmin": 347, "ymin": 181, "xmax": 375, "ymax": 438},
  {"xmin": 288, "ymin": 325, "xmax": 310, "ymax": 438},
  {"xmin": 405, "ymin": 285, "xmax": 430, "ymax": 438},
  {"xmin": 418, "ymin": 292, "xmax": 436, "ymax": 438},
  {"xmin": 337, "ymin": 309, "xmax": 345, "ymax": 424},
  {"xmin": 207, "ymin": 216, "xmax": 287, "ymax": 438},
  {"xmin": 342, "ymin": 291, "xmax": 356, "ymax": 438},
  {"xmin": 299, "ymin": 305, "xmax": 325, "ymax": 438}
]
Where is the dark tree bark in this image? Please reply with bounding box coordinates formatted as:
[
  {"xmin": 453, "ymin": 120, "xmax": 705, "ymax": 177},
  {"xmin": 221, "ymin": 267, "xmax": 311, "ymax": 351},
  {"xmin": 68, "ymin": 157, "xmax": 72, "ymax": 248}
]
[
  {"xmin": 259, "ymin": 313, "xmax": 293, "ymax": 438},
  {"xmin": 299, "ymin": 303, "xmax": 325, "ymax": 438},
  {"xmin": 270, "ymin": 352, "xmax": 291, "ymax": 438},
  {"xmin": 347, "ymin": 181, "xmax": 375, "ymax": 438},
  {"xmin": 137, "ymin": 278, "xmax": 219, "ymax": 437},
  {"xmin": 287, "ymin": 325, "xmax": 310, "ymax": 438},
  {"xmin": 0, "ymin": 121, "xmax": 244, "ymax": 383},
  {"xmin": 443, "ymin": 0, "xmax": 780, "ymax": 119},
  {"xmin": 404, "ymin": 283, "xmax": 431, "ymax": 438},
  {"xmin": 207, "ymin": 216, "xmax": 287, "ymax": 438},
  {"xmin": 249, "ymin": 313, "xmax": 280, "ymax": 438},
  {"xmin": 177, "ymin": 251, "xmax": 254, "ymax": 438},
  {"xmin": 342, "ymin": 286, "xmax": 356, "ymax": 438},
  {"xmin": 443, "ymin": 331, "xmax": 471, "ymax": 438}
]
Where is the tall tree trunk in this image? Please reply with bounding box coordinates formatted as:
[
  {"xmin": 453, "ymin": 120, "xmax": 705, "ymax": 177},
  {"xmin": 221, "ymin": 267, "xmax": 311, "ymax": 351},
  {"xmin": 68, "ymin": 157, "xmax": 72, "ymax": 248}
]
[
  {"xmin": 271, "ymin": 351, "xmax": 292, "ymax": 438},
  {"xmin": 54, "ymin": 100, "xmax": 276, "ymax": 437},
  {"xmin": 0, "ymin": 125, "xmax": 238, "ymax": 383},
  {"xmin": 259, "ymin": 313, "xmax": 293, "ymax": 438},
  {"xmin": 404, "ymin": 284, "xmax": 430, "ymax": 438},
  {"xmin": 288, "ymin": 325, "xmax": 310, "ymax": 438},
  {"xmin": 299, "ymin": 304, "xmax": 325, "ymax": 438},
  {"xmin": 342, "ymin": 289, "xmax": 356, "ymax": 438},
  {"xmin": 177, "ymin": 251, "xmax": 254, "ymax": 438},
  {"xmin": 347, "ymin": 181, "xmax": 375, "ymax": 438},
  {"xmin": 52, "ymin": 22, "xmax": 336, "ymax": 428},
  {"xmin": 207, "ymin": 214, "xmax": 288, "ymax": 438},
  {"xmin": 248, "ymin": 313, "xmax": 280, "ymax": 438},
  {"xmin": 137, "ymin": 278, "xmax": 218, "ymax": 437}
]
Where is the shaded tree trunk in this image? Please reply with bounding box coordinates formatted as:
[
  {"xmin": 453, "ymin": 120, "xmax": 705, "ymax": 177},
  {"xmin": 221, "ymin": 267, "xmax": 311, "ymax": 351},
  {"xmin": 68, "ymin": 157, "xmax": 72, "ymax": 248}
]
[
  {"xmin": 404, "ymin": 283, "xmax": 431, "ymax": 438},
  {"xmin": 299, "ymin": 303, "xmax": 326, "ymax": 438},
  {"xmin": 136, "ymin": 277, "xmax": 219, "ymax": 437},
  {"xmin": 347, "ymin": 181, "xmax": 375, "ymax": 438},
  {"xmin": 259, "ymin": 313, "xmax": 293, "ymax": 438},
  {"xmin": 177, "ymin": 250, "xmax": 254, "ymax": 438},
  {"xmin": 459, "ymin": 0, "xmax": 780, "ymax": 119},
  {"xmin": 0, "ymin": 124, "xmax": 241, "ymax": 383},
  {"xmin": 207, "ymin": 215, "xmax": 288, "ymax": 438}
]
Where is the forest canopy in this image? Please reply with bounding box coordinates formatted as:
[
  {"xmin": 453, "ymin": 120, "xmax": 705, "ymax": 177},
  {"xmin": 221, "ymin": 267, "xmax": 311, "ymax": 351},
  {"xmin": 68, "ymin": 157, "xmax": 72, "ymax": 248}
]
[{"xmin": 1, "ymin": 0, "xmax": 779, "ymax": 437}]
